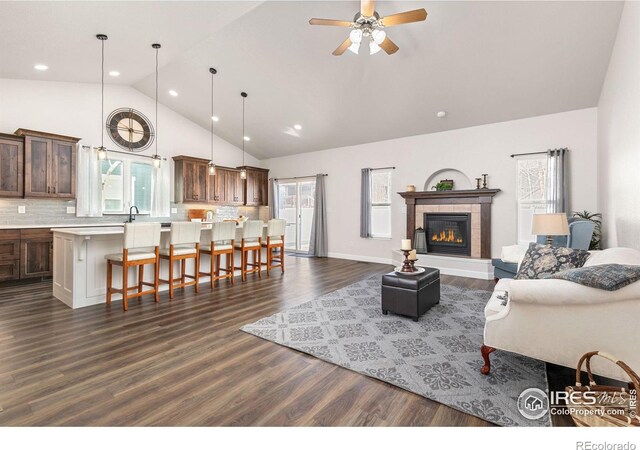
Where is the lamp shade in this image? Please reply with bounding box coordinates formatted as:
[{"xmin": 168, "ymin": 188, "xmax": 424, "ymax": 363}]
[{"xmin": 531, "ymin": 213, "xmax": 569, "ymax": 236}]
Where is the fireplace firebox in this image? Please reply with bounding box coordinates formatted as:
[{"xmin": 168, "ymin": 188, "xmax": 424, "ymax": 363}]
[{"xmin": 424, "ymin": 213, "xmax": 471, "ymax": 256}]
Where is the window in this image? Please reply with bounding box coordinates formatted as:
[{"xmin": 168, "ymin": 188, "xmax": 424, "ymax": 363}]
[
  {"xmin": 516, "ymin": 156, "xmax": 547, "ymax": 245},
  {"xmin": 100, "ymin": 156, "xmax": 154, "ymax": 214},
  {"xmin": 370, "ymin": 169, "xmax": 392, "ymax": 238}
]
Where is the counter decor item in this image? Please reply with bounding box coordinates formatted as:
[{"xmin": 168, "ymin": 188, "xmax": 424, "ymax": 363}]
[
  {"xmin": 406, "ymin": 184, "xmax": 416, "ymax": 192},
  {"xmin": 432, "ymin": 179, "xmax": 454, "ymax": 191}
]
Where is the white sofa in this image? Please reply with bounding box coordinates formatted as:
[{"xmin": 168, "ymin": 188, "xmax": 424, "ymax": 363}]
[{"xmin": 482, "ymin": 247, "xmax": 640, "ymax": 382}]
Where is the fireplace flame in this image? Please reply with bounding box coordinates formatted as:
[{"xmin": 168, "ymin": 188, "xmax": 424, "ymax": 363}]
[{"xmin": 431, "ymin": 228, "xmax": 463, "ymax": 244}]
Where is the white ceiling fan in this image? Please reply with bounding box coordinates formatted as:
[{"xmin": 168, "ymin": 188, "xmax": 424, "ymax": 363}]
[{"xmin": 309, "ymin": 0, "xmax": 428, "ymax": 56}]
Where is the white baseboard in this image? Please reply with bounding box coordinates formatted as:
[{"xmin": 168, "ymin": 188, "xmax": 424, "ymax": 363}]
[{"xmin": 327, "ymin": 252, "xmax": 394, "ymax": 265}]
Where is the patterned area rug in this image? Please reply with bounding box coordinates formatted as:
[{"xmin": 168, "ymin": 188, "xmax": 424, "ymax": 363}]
[{"xmin": 241, "ymin": 276, "xmax": 551, "ymax": 427}]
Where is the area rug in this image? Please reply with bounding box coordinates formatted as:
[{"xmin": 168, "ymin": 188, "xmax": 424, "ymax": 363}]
[{"xmin": 241, "ymin": 277, "xmax": 551, "ymax": 427}]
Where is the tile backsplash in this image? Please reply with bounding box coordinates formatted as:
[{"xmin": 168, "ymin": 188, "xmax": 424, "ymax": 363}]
[{"xmin": 0, "ymin": 198, "xmax": 268, "ymax": 227}]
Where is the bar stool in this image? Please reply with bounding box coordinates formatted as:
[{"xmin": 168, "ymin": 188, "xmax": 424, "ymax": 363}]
[
  {"xmin": 200, "ymin": 221, "xmax": 236, "ymax": 287},
  {"xmin": 234, "ymin": 220, "xmax": 263, "ymax": 282},
  {"xmin": 105, "ymin": 222, "xmax": 161, "ymax": 311},
  {"xmin": 262, "ymin": 218, "xmax": 286, "ymax": 276},
  {"xmin": 159, "ymin": 222, "xmax": 202, "ymax": 299}
]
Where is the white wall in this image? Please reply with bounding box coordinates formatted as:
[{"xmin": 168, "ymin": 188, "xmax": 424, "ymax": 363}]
[
  {"xmin": 264, "ymin": 108, "xmax": 598, "ymax": 262},
  {"xmin": 0, "ymin": 78, "xmax": 259, "ymax": 168},
  {"xmin": 597, "ymin": 2, "xmax": 640, "ymax": 250}
]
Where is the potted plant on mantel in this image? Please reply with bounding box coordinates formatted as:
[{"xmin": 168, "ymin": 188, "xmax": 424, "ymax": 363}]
[{"xmin": 431, "ymin": 179, "xmax": 454, "ymax": 191}]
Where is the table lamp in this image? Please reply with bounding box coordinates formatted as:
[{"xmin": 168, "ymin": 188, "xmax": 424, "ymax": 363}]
[{"xmin": 531, "ymin": 213, "xmax": 569, "ymax": 245}]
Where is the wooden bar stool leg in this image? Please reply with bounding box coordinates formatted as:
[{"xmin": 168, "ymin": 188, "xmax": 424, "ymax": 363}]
[
  {"xmin": 138, "ymin": 265, "xmax": 144, "ymax": 295},
  {"xmin": 195, "ymin": 253, "xmax": 200, "ymax": 293},
  {"xmin": 154, "ymin": 257, "xmax": 160, "ymax": 303},
  {"xmin": 210, "ymin": 253, "xmax": 215, "ymax": 288},
  {"xmin": 181, "ymin": 259, "xmax": 186, "ymax": 286},
  {"xmin": 257, "ymin": 247, "xmax": 262, "ymax": 279},
  {"xmin": 106, "ymin": 260, "xmax": 112, "ymax": 304},
  {"xmin": 230, "ymin": 251, "xmax": 235, "ymax": 285},
  {"xmin": 241, "ymin": 248, "xmax": 246, "ymax": 282},
  {"xmin": 122, "ymin": 265, "xmax": 129, "ymax": 311},
  {"xmin": 281, "ymin": 243, "xmax": 285, "ymax": 273},
  {"xmin": 168, "ymin": 259, "xmax": 175, "ymax": 299}
]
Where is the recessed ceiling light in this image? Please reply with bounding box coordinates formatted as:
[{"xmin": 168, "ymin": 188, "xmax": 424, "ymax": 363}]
[
  {"xmin": 294, "ymin": 124, "xmax": 302, "ymax": 130},
  {"xmin": 211, "ymin": 116, "xmax": 219, "ymax": 122},
  {"xmin": 436, "ymin": 111, "xmax": 447, "ymax": 118},
  {"xmin": 243, "ymin": 136, "xmax": 251, "ymax": 142},
  {"xmin": 169, "ymin": 90, "xmax": 178, "ymax": 97},
  {"xmin": 34, "ymin": 64, "xmax": 48, "ymax": 71},
  {"xmin": 109, "ymin": 70, "xmax": 120, "ymax": 77}
]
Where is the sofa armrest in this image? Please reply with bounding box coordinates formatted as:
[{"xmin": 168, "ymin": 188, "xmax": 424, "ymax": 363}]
[{"xmin": 509, "ymin": 279, "xmax": 640, "ymax": 306}]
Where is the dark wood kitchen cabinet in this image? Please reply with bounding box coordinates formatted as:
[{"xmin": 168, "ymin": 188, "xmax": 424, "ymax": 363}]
[
  {"xmin": 16, "ymin": 129, "xmax": 79, "ymax": 199},
  {"xmin": 239, "ymin": 166, "xmax": 269, "ymax": 206},
  {"xmin": 174, "ymin": 156, "xmax": 209, "ymax": 203},
  {"xmin": 0, "ymin": 134, "xmax": 24, "ymax": 198},
  {"xmin": 225, "ymin": 169, "xmax": 244, "ymax": 206},
  {"xmin": 20, "ymin": 229, "xmax": 53, "ymax": 279},
  {"xmin": 0, "ymin": 228, "xmax": 52, "ymax": 282}
]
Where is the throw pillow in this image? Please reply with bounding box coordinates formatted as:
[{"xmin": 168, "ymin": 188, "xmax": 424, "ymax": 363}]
[
  {"xmin": 514, "ymin": 242, "xmax": 590, "ymax": 280},
  {"xmin": 548, "ymin": 264, "xmax": 640, "ymax": 291}
]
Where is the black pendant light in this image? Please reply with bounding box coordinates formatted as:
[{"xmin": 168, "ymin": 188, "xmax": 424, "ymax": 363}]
[
  {"xmin": 240, "ymin": 91, "xmax": 248, "ymax": 180},
  {"xmin": 151, "ymin": 43, "xmax": 162, "ymax": 169},
  {"xmin": 96, "ymin": 34, "xmax": 108, "ymax": 161},
  {"xmin": 208, "ymin": 67, "xmax": 217, "ymax": 176}
]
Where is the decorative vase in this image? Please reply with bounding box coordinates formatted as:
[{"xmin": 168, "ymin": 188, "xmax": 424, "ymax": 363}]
[{"xmin": 406, "ymin": 184, "xmax": 416, "ymax": 192}]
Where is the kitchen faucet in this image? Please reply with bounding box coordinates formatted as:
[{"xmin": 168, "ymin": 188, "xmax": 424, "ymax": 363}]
[{"xmin": 127, "ymin": 205, "xmax": 139, "ymax": 223}]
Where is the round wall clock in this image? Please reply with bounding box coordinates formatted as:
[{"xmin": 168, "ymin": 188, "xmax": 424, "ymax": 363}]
[{"xmin": 106, "ymin": 107, "xmax": 155, "ymax": 152}]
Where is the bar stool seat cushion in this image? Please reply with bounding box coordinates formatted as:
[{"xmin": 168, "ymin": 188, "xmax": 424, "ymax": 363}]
[
  {"xmin": 105, "ymin": 251, "xmax": 157, "ymax": 262},
  {"xmin": 201, "ymin": 244, "xmax": 233, "ymax": 252},
  {"xmin": 160, "ymin": 246, "xmax": 197, "ymax": 256},
  {"xmin": 263, "ymin": 239, "xmax": 283, "ymax": 246},
  {"xmin": 235, "ymin": 241, "xmax": 261, "ymax": 248}
]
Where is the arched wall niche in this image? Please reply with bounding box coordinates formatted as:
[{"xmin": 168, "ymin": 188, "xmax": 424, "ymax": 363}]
[{"xmin": 423, "ymin": 168, "xmax": 473, "ymax": 191}]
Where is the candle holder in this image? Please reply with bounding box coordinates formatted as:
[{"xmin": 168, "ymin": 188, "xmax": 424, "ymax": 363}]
[
  {"xmin": 401, "ymin": 250, "xmax": 414, "ymax": 272},
  {"xmin": 482, "ymin": 174, "xmax": 488, "ymax": 189},
  {"xmin": 475, "ymin": 177, "xmax": 482, "ymax": 190},
  {"xmin": 409, "ymin": 258, "xmax": 417, "ymax": 272}
]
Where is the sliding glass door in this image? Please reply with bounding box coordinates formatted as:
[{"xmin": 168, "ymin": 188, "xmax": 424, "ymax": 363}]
[{"xmin": 278, "ymin": 179, "xmax": 316, "ymax": 252}]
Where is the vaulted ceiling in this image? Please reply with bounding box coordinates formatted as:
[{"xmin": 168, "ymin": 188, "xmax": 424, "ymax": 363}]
[{"xmin": 0, "ymin": 1, "xmax": 624, "ymax": 159}]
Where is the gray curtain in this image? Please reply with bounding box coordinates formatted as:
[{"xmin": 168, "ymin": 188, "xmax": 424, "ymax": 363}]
[
  {"xmin": 308, "ymin": 174, "xmax": 327, "ymax": 257},
  {"xmin": 360, "ymin": 168, "xmax": 372, "ymax": 238},
  {"xmin": 547, "ymin": 148, "xmax": 569, "ymax": 213},
  {"xmin": 269, "ymin": 178, "xmax": 279, "ymax": 219}
]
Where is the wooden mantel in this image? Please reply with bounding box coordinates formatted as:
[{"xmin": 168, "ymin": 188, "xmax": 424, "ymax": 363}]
[{"xmin": 399, "ymin": 189, "xmax": 501, "ymax": 259}]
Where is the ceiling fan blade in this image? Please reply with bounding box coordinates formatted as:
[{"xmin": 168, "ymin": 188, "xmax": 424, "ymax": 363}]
[
  {"xmin": 332, "ymin": 37, "xmax": 352, "ymax": 56},
  {"xmin": 309, "ymin": 18, "xmax": 353, "ymax": 27},
  {"xmin": 379, "ymin": 36, "xmax": 399, "ymax": 55},
  {"xmin": 361, "ymin": 0, "xmax": 375, "ymax": 17},
  {"xmin": 380, "ymin": 9, "xmax": 427, "ymax": 27}
]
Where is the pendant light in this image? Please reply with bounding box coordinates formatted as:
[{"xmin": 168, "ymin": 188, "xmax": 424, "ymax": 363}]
[
  {"xmin": 96, "ymin": 34, "xmax": 108, "ymax": 161},
  {"xmin": 240, "ymin": 92, "xmax": 247, "ymax": 180},
  {"xmin": 151, "ymin": 43, "xmax": 162, "ymax": 169},
  {"xmin": 208, "ymin": 67, "xmax": 217, "ymax": 176}
]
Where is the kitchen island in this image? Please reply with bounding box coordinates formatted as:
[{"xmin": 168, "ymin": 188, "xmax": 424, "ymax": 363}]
[{"xmin": 52, "ymin": 224, "xmax": 269, "ymax": 309}]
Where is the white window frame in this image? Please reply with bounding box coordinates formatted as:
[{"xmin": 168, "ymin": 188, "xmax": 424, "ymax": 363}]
[
  {"xmin": 101, "ymin": 154, "xmax": 154, "ymax": 215},
  {"xmin": 516, "ymin": 155, "xmax": 547, "ymax": 245},
  {"xmin": 370, "ymin": 168, "xmax": 392, "ymax": 239}
]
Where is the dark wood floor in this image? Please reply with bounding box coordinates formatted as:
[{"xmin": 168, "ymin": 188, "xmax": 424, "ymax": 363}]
[{"xmin": 0, "ymin": 256, "xmax": 570, "ymax": 426}]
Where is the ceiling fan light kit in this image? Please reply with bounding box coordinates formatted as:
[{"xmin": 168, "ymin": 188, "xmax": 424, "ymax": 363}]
[{"xmin": 310, "ymin": 0, "xmax": 427, "ymax": 56}]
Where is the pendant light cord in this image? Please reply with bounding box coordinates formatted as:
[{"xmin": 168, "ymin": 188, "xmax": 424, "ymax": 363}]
[
  {"xmin": 242, "ymin": 95, "xmax": 245, "ymax": 166},
  {"xmin": 100, "ymin": 38, "xmax": 105, "ymax": 150},
  {"xmin": 210, "ymin": 71, "xmax": 214, "ymax": 162},
  {"xmin": 155, "ymin": 45, "xmax": 159, "ymax": 158}
]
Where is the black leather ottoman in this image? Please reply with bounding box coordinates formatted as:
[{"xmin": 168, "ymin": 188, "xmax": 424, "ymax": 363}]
[{"xmin": 381, "ymin": 268, "xmax": 440, "ymax": 321}]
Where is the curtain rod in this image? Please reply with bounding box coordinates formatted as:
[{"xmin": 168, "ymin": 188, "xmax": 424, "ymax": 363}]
[
  {"xmin": 82, "ymin": 145, "xmax": 168, "ymax": 161},
  {"xmin": 369, "ymin": 166, "xmax": 396, "ymax": 170},
  {"xmin": 510, "ymin": 148, "xmax": 568, "ymax": 158},
  {"xmin": 272, "ymin": 174, "xmax": 328, "ymax": 181}
]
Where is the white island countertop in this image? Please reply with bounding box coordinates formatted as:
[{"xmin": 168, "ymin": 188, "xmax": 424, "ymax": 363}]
[{"xmin": 50, "ymin": 222, "xmax": 264, "ymax": 236}]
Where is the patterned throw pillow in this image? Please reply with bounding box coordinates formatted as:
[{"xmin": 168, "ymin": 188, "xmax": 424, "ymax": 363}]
[
  {"xmin": 514, "ymin": 243, "xmax": 590, "ymax": 280},
  {"xmin": 548, "ymin": 264, "xmax": 640, "ymax": 291}
]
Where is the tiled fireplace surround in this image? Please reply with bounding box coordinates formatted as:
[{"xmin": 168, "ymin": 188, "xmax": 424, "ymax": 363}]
[
  {"xmin": 399, "ymin": 189, "xmax": 501, "ymax": 260},
  {"xmin": 416, "ymin": 204, "xmax": 482, "ymax": 258}
]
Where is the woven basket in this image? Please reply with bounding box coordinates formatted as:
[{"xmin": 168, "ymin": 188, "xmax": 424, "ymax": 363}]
[{"xmin": 565, "ymin": 351, "xmax": 639, "ymax": 427}]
